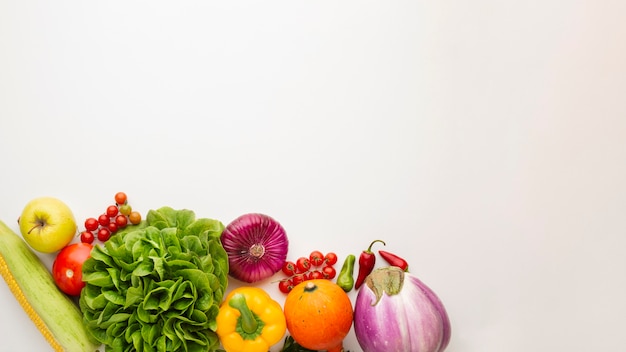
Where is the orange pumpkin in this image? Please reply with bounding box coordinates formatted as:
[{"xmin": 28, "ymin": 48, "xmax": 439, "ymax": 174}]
[{"xmin": 283, "ymin": 279, "xmax": 353, "ymax": 352}]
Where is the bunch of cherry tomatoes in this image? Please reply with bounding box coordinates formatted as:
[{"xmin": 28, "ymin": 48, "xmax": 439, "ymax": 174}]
[
  {"xmin": 79, "ymin": 192, "xmax": 142, "ymax": 244},
  {"xmin": 277, "ymin": 250, "xmax": 338, "ymax": 293}
]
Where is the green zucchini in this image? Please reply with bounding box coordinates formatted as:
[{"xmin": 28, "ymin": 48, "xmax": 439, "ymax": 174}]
[{"xmin": 0, "ymin": 220, "xmax": 100, "ymax": 352}]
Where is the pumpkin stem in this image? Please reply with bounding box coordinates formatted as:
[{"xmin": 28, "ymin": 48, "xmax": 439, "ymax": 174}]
[
  {"xmin": 229, "ymin": 293, "xmax": 262, "ymax": 337},
  {"xmin": 303, "ymin": 281, "xmax": 318, "ymax": 292}
]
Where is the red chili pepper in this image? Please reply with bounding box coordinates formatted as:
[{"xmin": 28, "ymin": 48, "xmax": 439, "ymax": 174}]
[
  {"xmin": 354, "ymin": 239, "xmax": 386, "ymax": 290},
  {"xmin": 378, "ymin": 250, "xmax": 409, "ymax": 271}
]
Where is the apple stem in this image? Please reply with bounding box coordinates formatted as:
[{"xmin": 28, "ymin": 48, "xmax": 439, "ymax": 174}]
[{"xmin": 28, "ymin": 220, "xmax": 46, "ymax": 234}]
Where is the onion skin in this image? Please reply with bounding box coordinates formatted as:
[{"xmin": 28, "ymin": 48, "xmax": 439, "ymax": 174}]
[
  {"xmin": 354, "ymin": 266, "xmax": 451, "ymax": 352},
  {"xmin": 221, "ymin": 213, "xmax": 289, "ymax": 283}
]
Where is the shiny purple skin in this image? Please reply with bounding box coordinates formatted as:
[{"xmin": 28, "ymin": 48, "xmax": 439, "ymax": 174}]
[
  {"xmin": 221, "ymin": 213, "xmax": 289, "ymax": 283},
  {"xmin": 354, "ymin": 267, "xmax": 451, "ymax": 352}
]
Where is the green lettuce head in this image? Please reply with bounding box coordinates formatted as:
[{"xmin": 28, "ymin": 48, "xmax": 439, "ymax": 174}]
[{"xmin": 79, "ymin": 206, "xmax": 229, "ymax": 352}]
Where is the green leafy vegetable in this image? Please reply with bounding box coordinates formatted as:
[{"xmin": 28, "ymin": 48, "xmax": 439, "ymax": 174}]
[
  {"xmin": 278, "ymin": 336, "xmax": 352, "ymax": 352},
  {"xmin": 279, "ymin": 336, "xmax": 317, "ymax": 352},
  {"xmin": 79, "ymin": 207, "xmax": 229, "ymax": 352}
]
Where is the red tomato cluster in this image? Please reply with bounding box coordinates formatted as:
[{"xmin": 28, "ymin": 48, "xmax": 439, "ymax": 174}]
[
  {"xmin": 79, "ymin": 192, "xmax": 142, "ymax": 244},
  {"xmin": 278, "ymin": 251, "xmax": 338, "ymax": 294}
]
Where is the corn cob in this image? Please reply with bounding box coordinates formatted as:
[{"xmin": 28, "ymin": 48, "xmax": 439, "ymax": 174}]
[{"xmin": 0, "ymin": 220, "xmax": 100, "ymax": 352}]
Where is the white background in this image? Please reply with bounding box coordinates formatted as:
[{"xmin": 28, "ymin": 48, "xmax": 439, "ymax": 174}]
[{"xmin": 1, "ymin": 1, "xmax": 626, "ymax": 351}]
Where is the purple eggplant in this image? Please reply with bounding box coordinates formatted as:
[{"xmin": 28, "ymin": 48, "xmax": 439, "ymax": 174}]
[{"xmin": 354, "ymin": 266, "xmax": 451, "ymax": 352}]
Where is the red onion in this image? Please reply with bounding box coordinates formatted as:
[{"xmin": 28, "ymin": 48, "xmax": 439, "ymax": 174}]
[
  {"xmin": 221, "ymin": 213, "xmax": 289, "ymax": 283},
  {"xmin": 354, "ymin": 266, "xmax": 451, "ymax": 352}
]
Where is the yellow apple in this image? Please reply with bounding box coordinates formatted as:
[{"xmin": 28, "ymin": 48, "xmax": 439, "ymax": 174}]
[{"xmin": 18, "ymin": 196, "xmax": 77, "ymax": 253}]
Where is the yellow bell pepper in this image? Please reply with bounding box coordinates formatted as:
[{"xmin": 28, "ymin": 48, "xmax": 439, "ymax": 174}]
[{"xmin": 216, "ymin": 286, "xmax": 286, "ymax": 352}]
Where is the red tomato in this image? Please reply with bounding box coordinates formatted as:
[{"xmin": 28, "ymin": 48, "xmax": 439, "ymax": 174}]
[
  {"xmin": 107, "ymin": 222, "xmax": 118, "ymax": 233},
  {"xmin": 309, "ymin": 270, "xmax": 324, "ymax": 280},
  {"xmin": 80, "ymin": 231, "xmax": 94, "ymax": 244},
  {"xmin": 291, "ymin": 274, "xmax": 306, "ymax": 286},
  {"xmin": 278, "ymin": 279, "xmax": 293, "ymax": 294},
  {"xmin": 324, "ymin": 252, "xmax": 338, "ymax": 266},
  {"xmin": 106, "ymin": 205, "xmax": 119, "ymax": 218},
  {"xmin": 115, "ymin": 214, "xmax": 128, "ymax": 228},
  {"xmin": 98, "ymin": 213, "xmax": 110, "ymax": 227},
  {"xmin": 296, "ymin": 257, "xmax": 311, "ymax": 273},
  {"xmin": 52, "ymin": 243, "xmax": 93, "ymax": 296},
  {"xmin": 309, "ymin": 250, "xmax": 325, "ymax": 267},
  {"xmin": 282, "ymin": 261, "xmax": 297, "ymax": 276},
  {"xmin": 322, "ymin": 265, "xmax": 336, "ymax": 279},
  {"xmin": 84, "ymin": 217, "xmax": 99, "ymax": 232},
  {"xmin": 97, "ymin": 228, "xmax": 111, "ymax": 241}
]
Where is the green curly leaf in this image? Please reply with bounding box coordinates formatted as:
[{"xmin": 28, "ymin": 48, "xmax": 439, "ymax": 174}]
[{"xmin": 80, "ymin": 207, "xmax": 229, "ymax": 352}]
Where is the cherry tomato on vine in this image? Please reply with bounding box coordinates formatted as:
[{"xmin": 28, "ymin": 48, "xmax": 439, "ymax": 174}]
[
  {"xmin": 309, "ymin": 250, "xmax": 325, "ymax": 267},
  {"xmin": 278, "ymin": 279, "xmax": 293, "ymax": 294},
  {"xmin": 129, "ymin": 211, "xmax": 141, "ymax": 225},
  {"xmin": 115, "ymin": 214, "xmax": 128, "ymax": 228},
  {"xmin": 292, "ymin": 274, "xmax": 306, "ymax": 286},
  {"xmin": 119, "ymin": 204, "xmax": 132, "ymax": 216},
  {"xmin": 322, "ymin": 265, "xmax": 336, "ymax": 279},
  {"xmin": 84, "ymin": 218, "xmax": 99, "ymax": 232},
  {"xmin": 52, "ymin": 243, "xmax": 92, "ymax": 296},
  {"xmin": 106, "ymin": 205, "xmax": 119, "ymax": 218},
  {"xmin": 282, "ymin": 261, "xmax": 297, "ymax": 276},
  {"xmin": 296, "ymin": 257, "xmax": 311, "ymax": 273},
  {"xmin": 107, "ymin": 222, "xmax": 118, "ymax": 233},
  {"xmin": 98, "ymin": 214, "xmax": 110, "ymax": 227},
  {"xmin": 114, "ymin": 192, "xmax": 127, "ymax": 205},
  {"xmin": 310, "ymin": 270, "xmax": 324, "ymax": 280},
  {"xmin": 97, "ymin": 228, "xmax": 111, "ymax": 242},
  {"xmin": 324, "ymin": 252, "xmax": 338, "ymax": 266},
  {"xmin": 80, "ymin": 231, "xmax": 94, "ymax": 244}
]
